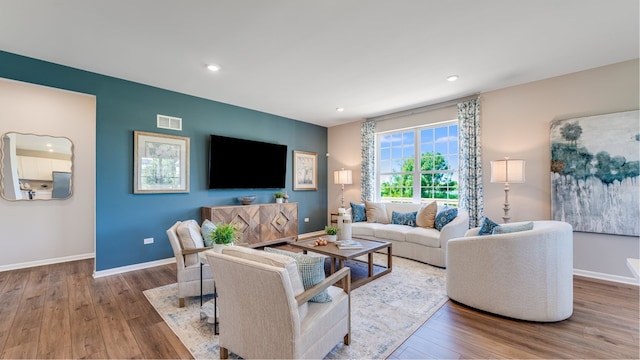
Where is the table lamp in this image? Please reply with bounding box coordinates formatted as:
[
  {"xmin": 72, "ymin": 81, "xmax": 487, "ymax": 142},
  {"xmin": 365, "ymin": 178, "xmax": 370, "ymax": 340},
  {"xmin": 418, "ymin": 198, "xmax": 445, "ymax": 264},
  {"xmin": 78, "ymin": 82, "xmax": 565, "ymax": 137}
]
[
  {"xmin": 490, "ymin": 157, "xmax": 525, "ymax": 223},
  {"xmin": 334, "ymin": 168, "xmax": 352, "ymax": 210}
]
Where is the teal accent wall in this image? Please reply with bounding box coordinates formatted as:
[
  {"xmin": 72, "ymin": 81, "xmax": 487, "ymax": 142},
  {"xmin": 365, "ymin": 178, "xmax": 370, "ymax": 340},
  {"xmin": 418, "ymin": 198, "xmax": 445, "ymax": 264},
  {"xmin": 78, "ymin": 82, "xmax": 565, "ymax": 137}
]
[{"xmin": 0, "ymin": 50, "xmax": 328, "ymax": 271}]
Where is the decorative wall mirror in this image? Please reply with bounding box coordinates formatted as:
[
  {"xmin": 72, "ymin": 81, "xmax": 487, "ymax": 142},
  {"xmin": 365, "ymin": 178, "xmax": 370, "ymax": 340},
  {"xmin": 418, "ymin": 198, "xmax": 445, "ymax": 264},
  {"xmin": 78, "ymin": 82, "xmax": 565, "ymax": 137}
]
[{"xmin": 1, "ymin": 132, "xmax": 74, "ymax": 201}]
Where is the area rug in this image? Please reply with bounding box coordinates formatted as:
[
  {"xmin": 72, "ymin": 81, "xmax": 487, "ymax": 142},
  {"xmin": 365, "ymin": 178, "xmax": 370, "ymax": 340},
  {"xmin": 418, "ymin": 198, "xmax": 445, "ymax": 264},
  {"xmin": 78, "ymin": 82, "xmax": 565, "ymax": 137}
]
[{"xmin": 143, "ymin": 255, "xmax": 448, "ymax": 359}]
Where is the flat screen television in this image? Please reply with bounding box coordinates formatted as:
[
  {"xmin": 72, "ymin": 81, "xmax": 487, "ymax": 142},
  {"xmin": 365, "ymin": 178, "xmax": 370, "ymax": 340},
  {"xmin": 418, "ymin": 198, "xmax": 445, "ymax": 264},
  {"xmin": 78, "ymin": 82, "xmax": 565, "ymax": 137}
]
[{"xmin": 208, "ymin": 134, "xmax": 287, "ymax": 189}]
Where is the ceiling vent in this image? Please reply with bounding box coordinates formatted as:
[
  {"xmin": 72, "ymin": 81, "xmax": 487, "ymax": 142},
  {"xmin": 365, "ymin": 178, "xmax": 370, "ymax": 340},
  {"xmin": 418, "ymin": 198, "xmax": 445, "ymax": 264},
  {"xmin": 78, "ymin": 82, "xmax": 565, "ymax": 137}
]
[{"xmin": 157, "ymin": 114, "xmax": 182, "ymax": 131}]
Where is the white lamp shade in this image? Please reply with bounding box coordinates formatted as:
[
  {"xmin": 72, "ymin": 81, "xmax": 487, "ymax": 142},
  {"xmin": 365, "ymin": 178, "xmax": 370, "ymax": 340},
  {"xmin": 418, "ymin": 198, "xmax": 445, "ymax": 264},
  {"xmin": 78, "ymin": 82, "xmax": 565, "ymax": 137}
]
[
  {"xmin": 491, "ymin": 159, "xmax": 525, "ymax": 183},
  {"xmin": 334, "ymin": 169, "xmax": 353, "ymax": 185}
]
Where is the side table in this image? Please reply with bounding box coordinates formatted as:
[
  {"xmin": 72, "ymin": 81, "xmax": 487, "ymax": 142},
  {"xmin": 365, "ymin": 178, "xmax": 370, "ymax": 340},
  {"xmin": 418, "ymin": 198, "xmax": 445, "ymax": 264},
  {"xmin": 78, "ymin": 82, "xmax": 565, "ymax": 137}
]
[{"xmin": 200, "ymin": 252, "xmax": 219, "ymax": 334}]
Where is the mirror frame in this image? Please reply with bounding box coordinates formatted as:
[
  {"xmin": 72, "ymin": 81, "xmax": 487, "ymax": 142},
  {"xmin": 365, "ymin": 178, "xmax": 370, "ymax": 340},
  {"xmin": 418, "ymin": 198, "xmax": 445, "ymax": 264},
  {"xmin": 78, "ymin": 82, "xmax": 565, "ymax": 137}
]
[{"xmin": 1, "ymin": 132, "xmax": 74, "ymax": 201}]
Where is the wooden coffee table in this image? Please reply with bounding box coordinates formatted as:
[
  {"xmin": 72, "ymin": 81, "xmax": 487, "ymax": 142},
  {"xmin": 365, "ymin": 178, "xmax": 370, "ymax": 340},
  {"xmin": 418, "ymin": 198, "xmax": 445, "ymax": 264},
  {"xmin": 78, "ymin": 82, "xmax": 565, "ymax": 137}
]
[{"xmin": 289, "ymin": 238, "xmax": 392, "ymax": 289}]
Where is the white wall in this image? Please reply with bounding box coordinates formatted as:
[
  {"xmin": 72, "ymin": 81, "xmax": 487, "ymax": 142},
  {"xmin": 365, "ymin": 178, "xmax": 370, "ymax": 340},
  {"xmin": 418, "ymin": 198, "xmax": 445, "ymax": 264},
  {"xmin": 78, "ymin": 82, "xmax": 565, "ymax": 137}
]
[
  {"xmin": 0, "ymin": 78, "xmax": 96, "ymax": 270},
  {"xmin": 328, "ymin": 59, "xmax": 639, "ymax": 280}
]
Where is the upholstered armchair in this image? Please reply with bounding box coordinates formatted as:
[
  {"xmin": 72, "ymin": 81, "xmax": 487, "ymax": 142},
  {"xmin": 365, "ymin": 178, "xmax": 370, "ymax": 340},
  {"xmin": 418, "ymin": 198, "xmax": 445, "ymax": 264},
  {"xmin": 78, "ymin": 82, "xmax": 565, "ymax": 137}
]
[
  {"xmin": 166, "ymin": 220, "xmax": 215, "ymax": 307},
  {"xmin": 205, "ymin": 246, "xmax": 351, "ymax": 359},
  {"xmin": 446, "ymin": 220, "xmax": 574, "ymax": 322}
]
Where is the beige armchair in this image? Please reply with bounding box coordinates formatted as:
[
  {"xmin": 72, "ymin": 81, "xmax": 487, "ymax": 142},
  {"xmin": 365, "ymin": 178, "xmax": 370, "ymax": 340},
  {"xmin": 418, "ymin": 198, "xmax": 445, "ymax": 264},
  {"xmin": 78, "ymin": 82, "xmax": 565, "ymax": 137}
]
[
  {"xmin": 205, "ymin": 246, "xmax": 351, "ymax": 359},
  {"xmin": 166, "ymin": 220, "xmax": 215, "ymax": 307}
]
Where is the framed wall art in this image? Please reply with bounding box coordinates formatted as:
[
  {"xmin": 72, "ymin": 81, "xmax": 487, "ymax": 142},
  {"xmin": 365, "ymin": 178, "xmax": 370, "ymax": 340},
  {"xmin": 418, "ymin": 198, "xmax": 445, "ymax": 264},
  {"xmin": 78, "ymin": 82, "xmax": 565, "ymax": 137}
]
[
  {"xmin": 550, "ymin": 110, "xmax": 639, "ymax": 236},
  {"xmin": 293, "ymin": 150, "xmax": 317, "ymax": 191},
  {"xmin": 134, "ymin": 131, "xmax": 190, "ymax": 194}
]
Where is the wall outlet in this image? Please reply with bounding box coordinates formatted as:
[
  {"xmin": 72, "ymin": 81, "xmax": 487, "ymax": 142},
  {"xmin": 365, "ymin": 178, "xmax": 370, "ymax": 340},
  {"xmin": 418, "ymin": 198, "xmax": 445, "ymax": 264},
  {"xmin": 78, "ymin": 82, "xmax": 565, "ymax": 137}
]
[
  {"xmin": 304, "ymin": 217, "xmax": 309, "ymax": 223},
  {"xmin": 144, "ymin": 237, "xmax": 154, "ymax": 245}
]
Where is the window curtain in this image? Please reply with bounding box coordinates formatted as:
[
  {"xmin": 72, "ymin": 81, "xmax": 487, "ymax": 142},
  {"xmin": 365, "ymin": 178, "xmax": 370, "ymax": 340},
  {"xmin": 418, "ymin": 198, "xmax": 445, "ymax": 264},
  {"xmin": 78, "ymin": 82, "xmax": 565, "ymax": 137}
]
[
  {"xmin": 360, "ymin": 119, "xmax": 376, "ymax": 202},
  {"xmin": 458, "ymin": 98, "xmax": 483, "ymax": 227}
]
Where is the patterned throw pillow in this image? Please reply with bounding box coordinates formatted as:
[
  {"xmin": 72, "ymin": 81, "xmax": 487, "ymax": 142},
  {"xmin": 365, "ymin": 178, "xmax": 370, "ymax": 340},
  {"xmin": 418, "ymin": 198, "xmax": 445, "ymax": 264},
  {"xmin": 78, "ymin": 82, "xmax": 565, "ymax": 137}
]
[
  {"xmin": 391, "ymin": 211, "xmax": 417, "ymax": 227},
  {"xmin": 200, "ymin": 219, "xmax": 217, "ymax": 246},
  {"xmin": 434, "ymin": 207, "xmax": 458, "ymax": 231},
  {"xmin": 350, "ymin": 202, "xmax": 367, "ymax": 222},
  {"xmin": 478, "ymin": 217, "xmax": 499, "ymax": 235},
  {"xmin": 492, "ymin": 221, "xmax": 534, "ymax": 234},
  {"xmin": 416, "ymin": 201, "xmax": 437, "ymax": 228},
  {"xmin": 264, "ymin": 248, "xmax": 332, "ymax": 303}
]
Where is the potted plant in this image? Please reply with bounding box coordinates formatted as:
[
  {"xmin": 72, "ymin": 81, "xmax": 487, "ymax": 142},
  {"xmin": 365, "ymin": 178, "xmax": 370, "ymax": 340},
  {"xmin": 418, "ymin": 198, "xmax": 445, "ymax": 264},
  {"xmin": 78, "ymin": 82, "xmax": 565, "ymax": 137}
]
[
  {"xmin": 274, "ymin": 192, "xmax": 285, "ymax": 203},
  {"xmin": 209, "ymin": 223, "xmax": 238, "ymax": 253},
  {"xmin": 324, "ymin": 225, "xmax": 340, "ymax": 242}
]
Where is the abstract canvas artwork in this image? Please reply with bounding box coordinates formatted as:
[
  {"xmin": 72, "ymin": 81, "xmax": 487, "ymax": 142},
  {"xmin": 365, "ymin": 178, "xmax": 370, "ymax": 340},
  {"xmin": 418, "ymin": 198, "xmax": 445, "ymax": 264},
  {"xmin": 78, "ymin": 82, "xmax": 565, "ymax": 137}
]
[{"xmin": 550, "ymin": 110, "xmax": 639, "ymax": 236}]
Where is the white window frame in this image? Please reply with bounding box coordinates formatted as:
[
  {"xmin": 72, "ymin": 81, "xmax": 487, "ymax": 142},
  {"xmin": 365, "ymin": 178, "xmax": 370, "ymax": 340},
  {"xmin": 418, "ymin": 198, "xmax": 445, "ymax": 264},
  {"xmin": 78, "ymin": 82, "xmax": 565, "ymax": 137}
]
[{"xmin": 376, "ymin": 120, "xmax": 458, "ymax": 205}]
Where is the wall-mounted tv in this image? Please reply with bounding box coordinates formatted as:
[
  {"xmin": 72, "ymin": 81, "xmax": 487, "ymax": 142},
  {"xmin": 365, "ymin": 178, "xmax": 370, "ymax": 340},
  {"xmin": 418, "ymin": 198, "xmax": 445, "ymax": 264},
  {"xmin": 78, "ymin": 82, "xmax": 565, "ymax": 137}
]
[{"xmin": 208, "ymin": 134, "xmax": 287, "ymax": 189}]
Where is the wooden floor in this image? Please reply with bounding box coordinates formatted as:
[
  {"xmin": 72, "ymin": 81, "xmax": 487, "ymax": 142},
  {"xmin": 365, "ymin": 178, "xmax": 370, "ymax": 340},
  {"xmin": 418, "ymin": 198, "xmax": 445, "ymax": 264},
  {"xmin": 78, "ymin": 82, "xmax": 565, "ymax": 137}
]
[{"xmin": 0, "ymin": 258, "xmax": 638, "ymax": 359}]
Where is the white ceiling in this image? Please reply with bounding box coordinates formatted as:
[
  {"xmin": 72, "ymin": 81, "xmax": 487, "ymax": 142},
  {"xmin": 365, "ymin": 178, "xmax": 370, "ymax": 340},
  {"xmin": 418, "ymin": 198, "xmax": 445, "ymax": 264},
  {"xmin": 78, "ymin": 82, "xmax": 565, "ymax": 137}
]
[{"xmin": 0, "ymin": 0, "xmax": 638, "ymax": 128}]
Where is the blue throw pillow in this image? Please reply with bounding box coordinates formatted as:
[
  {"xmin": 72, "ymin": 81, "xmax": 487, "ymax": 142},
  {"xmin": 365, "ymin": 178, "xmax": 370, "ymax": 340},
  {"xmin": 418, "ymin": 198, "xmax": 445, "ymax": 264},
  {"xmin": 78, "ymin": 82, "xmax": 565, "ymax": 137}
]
[
  {"xmin": 350, "ymin": 202, "xmax": 367, "ymax": 223},
  {"xmin": 434, "ymin": 207, "xmax": 458, "ymax": 231},
  {"xmin": 492, "ymin": 221, "xmax": 534, "ymax": 234},
  {"xmin": 391, "ymin": 211, "xmax": 417, "ymax": 227},
  {"xmin": 264, "ymin": 247, "xmax": 332, "ymax": 303},
  {"xmin": 478, "ymin": 217, "xmax": 499, "ymax": 235}
]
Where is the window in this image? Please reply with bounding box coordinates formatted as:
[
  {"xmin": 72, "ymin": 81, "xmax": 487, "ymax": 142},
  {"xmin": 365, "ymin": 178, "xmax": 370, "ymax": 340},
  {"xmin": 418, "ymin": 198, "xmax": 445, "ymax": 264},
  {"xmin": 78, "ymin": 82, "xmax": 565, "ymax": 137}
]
[{"xmin": 377, "ymin": 121, "xmax": 458, "ymax": 205}]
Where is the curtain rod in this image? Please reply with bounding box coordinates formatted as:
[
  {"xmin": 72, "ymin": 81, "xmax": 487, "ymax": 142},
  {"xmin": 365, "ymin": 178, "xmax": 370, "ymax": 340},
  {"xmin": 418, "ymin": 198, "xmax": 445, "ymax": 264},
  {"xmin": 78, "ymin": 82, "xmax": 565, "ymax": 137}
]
[{"xmin": 367, "ymin": 94, "xmax": 479, "ymax": 122}]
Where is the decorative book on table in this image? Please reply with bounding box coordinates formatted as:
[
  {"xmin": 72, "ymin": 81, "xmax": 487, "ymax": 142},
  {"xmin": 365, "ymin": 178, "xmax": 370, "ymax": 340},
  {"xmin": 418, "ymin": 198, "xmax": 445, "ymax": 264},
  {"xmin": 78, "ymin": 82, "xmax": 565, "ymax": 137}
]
[{"xmin": 336, "ymin": 240, "xmax": 363, "ymax": 249}]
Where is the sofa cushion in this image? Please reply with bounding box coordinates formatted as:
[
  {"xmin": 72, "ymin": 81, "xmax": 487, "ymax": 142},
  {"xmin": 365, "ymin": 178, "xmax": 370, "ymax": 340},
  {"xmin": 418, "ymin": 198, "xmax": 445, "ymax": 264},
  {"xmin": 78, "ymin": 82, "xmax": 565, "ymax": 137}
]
[
  {"xmin": 391, "ymin": 211, "xmax": 417, "ymax": 226},
  {"xmin": 176, "ymin": 220, "xmax": 204, "ymax": 266},
  {"xmin": 478, "ymin": 217, "xmax": 500, "ymax": 235},
  {"xmin": 365, "ymin": 201, "xmax": 390, "ymax": 224},
  {"xmin": 264, "ymin": 248, "xmax": 332, "ymax": 303},
  {"xmin": 222, "ymin": 246, "xmax": 309, "ymax": 319},
  {"xmin": 405, "ymin": 227, "xmax": 441, "ymax": 247},
  {"xmin": 350, "ymin": 202, "xmax": 367, "ymax": 222},
  {"xmin": 493, "ymin": 221, "xmax": 534, "ymax": 234},
  {"xmin": 351, "ymin": 222, "xmax": 386, "ymax": 237},
  {"xmin": 374, "ymin": 224, "xmax": 412, "ymax": 242},
  {"xmin": 435, "ymin": 207, "xmax": 458, "ymax": 231},
  {"xmin": 416, "ymin": 201, "xmax": 437, "ymax": 228},
  {"xmin": 200, "ymin": 219, "xmax": 217, "ymax": 246}
]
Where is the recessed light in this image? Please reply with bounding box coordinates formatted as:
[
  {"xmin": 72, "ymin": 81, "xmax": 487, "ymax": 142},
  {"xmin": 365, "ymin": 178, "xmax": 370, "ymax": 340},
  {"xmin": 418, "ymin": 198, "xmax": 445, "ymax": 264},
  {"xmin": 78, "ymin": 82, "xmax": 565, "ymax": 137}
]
[
  {"xmin": 336, "ymin": 107, "xmax": 345, "ymax": 112},
  {"xmin": 447, "ymin": 75, "xmax": 459, "ymax": 82},
  {"xmin": 207, "ymin": 64, "xmax": 221, "ymax": 72}
]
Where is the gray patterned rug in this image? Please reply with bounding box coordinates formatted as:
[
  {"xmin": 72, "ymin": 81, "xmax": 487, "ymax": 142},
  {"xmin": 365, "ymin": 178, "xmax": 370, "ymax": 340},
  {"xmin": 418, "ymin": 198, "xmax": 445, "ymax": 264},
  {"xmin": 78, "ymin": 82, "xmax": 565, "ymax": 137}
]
[{"xmin": 143, "ymin": 254, "xmax": 448, "ymax": 359}]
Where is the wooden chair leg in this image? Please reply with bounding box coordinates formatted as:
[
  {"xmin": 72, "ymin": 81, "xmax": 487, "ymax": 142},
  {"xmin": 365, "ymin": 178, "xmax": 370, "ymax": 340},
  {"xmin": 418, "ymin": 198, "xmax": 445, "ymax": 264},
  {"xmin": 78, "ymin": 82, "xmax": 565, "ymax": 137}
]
[
  {"xmin": 344, "ymin": 333, "xmax": 350, "ymax": 345},
  {"xmin": 220, "ymin": 347, "xmax": 229, "ymax": 359},
  {"xmin": 179, "ymin": 297, "xmax": 185, "ymax": 308}
]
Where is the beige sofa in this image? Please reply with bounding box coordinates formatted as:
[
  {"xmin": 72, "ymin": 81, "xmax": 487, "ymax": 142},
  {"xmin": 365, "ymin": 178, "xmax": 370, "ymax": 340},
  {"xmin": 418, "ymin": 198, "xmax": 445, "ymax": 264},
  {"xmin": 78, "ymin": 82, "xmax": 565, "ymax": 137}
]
[{"xmin": 350, "ymin": 202, "xmax": 469, "ymax": 268}]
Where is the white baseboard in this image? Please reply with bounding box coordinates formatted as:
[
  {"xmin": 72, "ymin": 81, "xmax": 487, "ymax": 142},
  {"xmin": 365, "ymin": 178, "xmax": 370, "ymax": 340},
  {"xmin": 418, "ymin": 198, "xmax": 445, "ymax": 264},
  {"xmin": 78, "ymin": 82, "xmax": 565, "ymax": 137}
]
[
  {"xmin": 93, "ymin": 257, "xmax": 176, "ymax": 278},
  {"xmin": 0, "ymin": 252, "xmax": 95, "ymax": 273},
  {"xmin": 574, "ymin": 268, "xmax": 639, "ymax": 286}
]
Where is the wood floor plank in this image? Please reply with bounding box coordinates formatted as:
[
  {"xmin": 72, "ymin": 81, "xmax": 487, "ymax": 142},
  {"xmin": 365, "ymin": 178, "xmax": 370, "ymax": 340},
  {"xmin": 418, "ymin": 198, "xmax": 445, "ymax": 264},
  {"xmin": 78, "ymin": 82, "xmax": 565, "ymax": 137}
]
[
  {"xmin": 0, "ymin": 269, "xmax": 30, "ymax": 355},
  {"xmin": 2, "ymin": 266, "xmax": 49, "ymax": 359},
  {"xmin": 67, "ymin": 269, "xmax": 108, "ymax": 359},
  {"xmin": 36, "ymin": 262, "xmax": 72, "ymax": 359},
  {"xmin": 90, "ymin": 276, "xmax": 144, "ymax": 359}
]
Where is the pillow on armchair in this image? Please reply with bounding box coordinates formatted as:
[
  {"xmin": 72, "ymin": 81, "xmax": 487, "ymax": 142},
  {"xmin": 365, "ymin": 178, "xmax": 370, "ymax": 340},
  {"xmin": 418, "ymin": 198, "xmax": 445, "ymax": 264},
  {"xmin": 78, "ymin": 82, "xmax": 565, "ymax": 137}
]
[{"xmin": 176, "ymin": 220, "xmax": 205, "ymax": 266}]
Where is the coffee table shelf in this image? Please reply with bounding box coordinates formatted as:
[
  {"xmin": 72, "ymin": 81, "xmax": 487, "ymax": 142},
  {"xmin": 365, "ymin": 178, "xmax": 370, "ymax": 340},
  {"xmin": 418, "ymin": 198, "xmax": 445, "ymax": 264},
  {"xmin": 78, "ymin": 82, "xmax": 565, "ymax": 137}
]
[{"xmin": 289, "ymin": 238, "xmax": 392, "ymax": 289}]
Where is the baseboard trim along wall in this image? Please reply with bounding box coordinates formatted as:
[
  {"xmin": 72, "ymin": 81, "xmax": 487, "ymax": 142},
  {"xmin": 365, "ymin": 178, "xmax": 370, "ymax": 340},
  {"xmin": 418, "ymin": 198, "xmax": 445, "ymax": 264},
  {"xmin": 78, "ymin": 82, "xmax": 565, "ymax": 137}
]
[
  {"xmin": 574, "ymin": 269, "xmax": 639, "ymax": 286},
  {"xmin": 0, "ymin": 252, "xmax": 95, "ymax": 273},
  {"xmin": 93, "ymin": 257, "xmax": 176, "ymax": 278}
]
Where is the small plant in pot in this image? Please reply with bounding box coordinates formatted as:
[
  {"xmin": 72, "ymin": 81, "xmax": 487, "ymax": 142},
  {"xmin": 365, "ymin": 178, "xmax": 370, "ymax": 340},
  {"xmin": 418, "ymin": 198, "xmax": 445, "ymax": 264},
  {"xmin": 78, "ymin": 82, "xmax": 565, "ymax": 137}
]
[
  {"xmin": 324, "ymin": 225, "xmax": 340, "ymax": 242},
  {"xmin": 274, "ymin": 192, "xmax": 285, "ymax": 203},
  {"xmin": 209, "ymin": 223, "xmax": 238, "ymax": 253}
]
